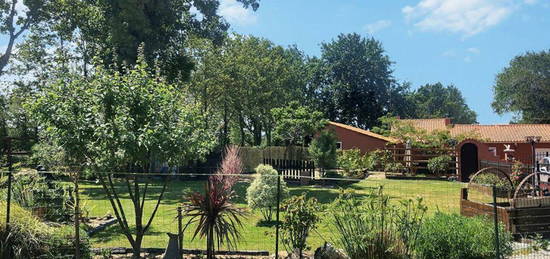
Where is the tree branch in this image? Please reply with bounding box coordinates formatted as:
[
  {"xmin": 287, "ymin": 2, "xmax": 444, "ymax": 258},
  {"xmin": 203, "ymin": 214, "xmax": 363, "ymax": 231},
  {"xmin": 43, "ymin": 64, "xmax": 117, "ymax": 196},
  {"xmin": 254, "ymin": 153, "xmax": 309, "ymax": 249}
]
[
  {"xmin": 143, "ymin": 175, "xmax": 169, "ymax": 232},
  {"xmin": 99, "ymin": 174, "xmax": 135, "ymax": 247}
]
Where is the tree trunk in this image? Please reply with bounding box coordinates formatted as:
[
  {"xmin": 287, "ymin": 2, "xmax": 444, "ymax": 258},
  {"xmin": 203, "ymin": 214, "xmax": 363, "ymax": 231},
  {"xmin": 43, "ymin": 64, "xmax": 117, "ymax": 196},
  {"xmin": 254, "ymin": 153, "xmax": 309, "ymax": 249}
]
[
  {"xmin": 253, "ymin": 120, "xmax": 262, "ymax": 146},
  {"xmin": 132, "ymin": 235, "xmax": 142, "ymax": 259},
  {"xmin": 207, "ymin": 225, "xmax": 214, "ymax": 259},
  {"xmin": 239, "ymin": 114, "xmax": 245, "ymax": 146}
]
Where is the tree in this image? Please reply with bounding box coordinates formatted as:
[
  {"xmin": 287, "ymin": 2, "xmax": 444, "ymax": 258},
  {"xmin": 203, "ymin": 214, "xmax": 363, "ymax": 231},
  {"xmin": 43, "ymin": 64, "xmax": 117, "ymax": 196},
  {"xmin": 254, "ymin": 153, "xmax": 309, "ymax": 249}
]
[
  {"xmin": 281, "ymin": 194, "xmax": 320, "ymax": 258},
  {"xmin": 188, "ymin": 35, "xmax": 307, "ymax": 146},
  {"xmin": 246, "ymin": 164, "xmax": 289, "ymax": 221},
  {"xmin": 308, "ymin": 129, "xmax": 337, "ymax": 174},
  {"xmin": 310, "ymin": 33, "xmax": 396, "ymax": 129},
  {"xmin": 0, "ymin": 0, "xmax": 55, "ymax": 75},
  {"xmin": 271, "ymin": 101, "xmax": 327, "ymax": 146},
  {"xmin": 492, "ymin": 50, "xmax": 550, "ymax": 123},
  {"xmin": 409, "ymin": 83, "xmax": 477, "ymax": 124},
  {"xmin": 31, "ymin": 51, "xmax": 215, "ymax": 258},
  {"xmin": 184, "ymin": 146, "xmax": 247, "ymax": 259},
  {"xmin": 69, "ymin": 0, "xmax": 260, "ymax": 81}
]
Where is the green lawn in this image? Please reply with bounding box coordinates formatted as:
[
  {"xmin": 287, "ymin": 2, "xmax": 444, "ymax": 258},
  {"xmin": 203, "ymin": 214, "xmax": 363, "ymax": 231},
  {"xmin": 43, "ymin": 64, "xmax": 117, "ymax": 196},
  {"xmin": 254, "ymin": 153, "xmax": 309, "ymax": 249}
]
[{"xmin": 80, "ymin": 177, "xmax": 465, "ymax": 252}]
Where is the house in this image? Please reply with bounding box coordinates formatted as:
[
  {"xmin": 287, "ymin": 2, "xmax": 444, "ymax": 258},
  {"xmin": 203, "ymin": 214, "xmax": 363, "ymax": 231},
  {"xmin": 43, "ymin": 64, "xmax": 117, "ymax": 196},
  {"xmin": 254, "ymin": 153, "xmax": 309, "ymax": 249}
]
[
  {"xmin": 326, "ymin": 121, "xmax": 397, "ymax": 153},
  {"xmin": 399, "ymin": 118, "xmax": 550, "ymax": 180}
]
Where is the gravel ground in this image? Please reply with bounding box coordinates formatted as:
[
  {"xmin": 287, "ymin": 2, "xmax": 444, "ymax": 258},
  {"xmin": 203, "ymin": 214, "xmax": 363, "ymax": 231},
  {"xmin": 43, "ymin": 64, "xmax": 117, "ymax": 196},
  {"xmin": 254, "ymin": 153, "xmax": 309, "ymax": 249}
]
[{"xmin": 508, "ymin": 242, "xmax": 550, "ymax": 258}]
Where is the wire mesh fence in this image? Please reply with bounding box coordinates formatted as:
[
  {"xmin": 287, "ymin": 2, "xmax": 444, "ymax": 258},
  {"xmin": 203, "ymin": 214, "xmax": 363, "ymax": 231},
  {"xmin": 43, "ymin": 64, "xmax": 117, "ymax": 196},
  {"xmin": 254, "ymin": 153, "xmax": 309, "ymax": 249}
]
[{"xmin": 3, "ymin": 169, "xmax": 550, "ymax": 258}]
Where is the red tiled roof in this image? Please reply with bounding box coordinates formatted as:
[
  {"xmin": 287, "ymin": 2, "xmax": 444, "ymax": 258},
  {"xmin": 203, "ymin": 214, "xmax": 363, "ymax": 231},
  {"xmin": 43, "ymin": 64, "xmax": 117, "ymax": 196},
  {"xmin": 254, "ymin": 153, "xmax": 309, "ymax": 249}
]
[
  {"xmin": 328, "ymin": 121, "xmax": 398, "ymax": 143},
  {"xmin": 398, "ymin": 119, "xmax": 550, "ymax": 143},
  {"xmin": 450, "ymin": 124, "xmax": 550, "ymax": 143},
  {"xmin": 399, "ymin": 118, "xmax": 450, "ymax": 132}
]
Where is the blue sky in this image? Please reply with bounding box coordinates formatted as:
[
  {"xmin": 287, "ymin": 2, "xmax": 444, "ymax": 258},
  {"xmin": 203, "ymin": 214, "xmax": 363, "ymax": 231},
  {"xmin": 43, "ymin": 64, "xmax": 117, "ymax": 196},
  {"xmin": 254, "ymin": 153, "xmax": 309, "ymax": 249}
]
[{"xmin": 220, "ymin": 0, "xmax": 550, "ymax": 124}]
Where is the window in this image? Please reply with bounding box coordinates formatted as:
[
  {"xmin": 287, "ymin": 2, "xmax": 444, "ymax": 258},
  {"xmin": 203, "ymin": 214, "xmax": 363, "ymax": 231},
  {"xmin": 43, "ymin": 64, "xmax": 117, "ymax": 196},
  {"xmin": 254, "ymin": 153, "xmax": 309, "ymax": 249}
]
[
  {"xmin": 336, "ymin": 142, "xmax": 342, "ymax": 149},
  {"xmin": 488, "ymin": 147, "xmax": 497, "ymax": 157}
]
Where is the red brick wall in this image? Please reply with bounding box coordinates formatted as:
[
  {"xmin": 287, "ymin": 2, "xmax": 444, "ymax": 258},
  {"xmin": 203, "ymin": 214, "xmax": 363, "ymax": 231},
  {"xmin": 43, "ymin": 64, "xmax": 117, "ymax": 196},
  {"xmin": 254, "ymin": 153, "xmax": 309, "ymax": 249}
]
[{"xmin": 326, "ymin": 125, "xmax": 388, "ymax": 154}]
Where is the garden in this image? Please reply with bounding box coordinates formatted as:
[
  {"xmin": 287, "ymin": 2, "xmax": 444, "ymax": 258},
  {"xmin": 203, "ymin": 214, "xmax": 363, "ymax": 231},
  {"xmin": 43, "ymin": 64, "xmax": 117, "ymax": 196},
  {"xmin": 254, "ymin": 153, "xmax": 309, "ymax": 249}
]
[{"xmin": 2, "ymin": 153, "xmax": 516, "ymax": 259}]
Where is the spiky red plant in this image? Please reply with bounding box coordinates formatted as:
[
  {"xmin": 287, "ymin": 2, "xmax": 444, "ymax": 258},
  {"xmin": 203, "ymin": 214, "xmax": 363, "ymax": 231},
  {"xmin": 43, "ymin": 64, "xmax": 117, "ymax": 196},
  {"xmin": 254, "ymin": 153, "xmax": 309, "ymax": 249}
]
[{"xmin": 183, "ymin": 146, "xmax": 247, "ymax": 259}]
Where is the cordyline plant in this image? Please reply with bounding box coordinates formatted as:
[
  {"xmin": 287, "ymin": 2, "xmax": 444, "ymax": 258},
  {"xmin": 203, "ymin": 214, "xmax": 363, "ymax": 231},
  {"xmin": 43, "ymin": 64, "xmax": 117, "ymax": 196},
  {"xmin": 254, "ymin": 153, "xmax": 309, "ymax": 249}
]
[{"xmin": 183, "ymin": 146, "xmax": 247, "ymax": 259}]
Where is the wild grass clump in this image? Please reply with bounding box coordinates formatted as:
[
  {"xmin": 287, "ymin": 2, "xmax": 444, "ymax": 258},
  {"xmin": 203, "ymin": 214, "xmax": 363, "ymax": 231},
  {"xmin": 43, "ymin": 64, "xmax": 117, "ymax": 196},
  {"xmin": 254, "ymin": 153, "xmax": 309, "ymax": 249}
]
[
  {"xmin": 415, "ymin": 212, "xmax": 512, "ymax": 259},
  {"xmin": 0, "ymin": 201, "xmax": 90, "ymax": 258},
  {"xmin": 329, "ymin": 188, "xmax": 427, "ymax": 259}
]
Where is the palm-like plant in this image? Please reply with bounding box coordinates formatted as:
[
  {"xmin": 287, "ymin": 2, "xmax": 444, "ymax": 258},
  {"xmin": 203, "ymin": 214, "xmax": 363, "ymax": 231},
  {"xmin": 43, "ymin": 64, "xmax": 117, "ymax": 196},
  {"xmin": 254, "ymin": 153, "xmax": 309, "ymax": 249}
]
[{"xmin": 183, "ymin": 146, "xmax": 247, "ymax": 259}]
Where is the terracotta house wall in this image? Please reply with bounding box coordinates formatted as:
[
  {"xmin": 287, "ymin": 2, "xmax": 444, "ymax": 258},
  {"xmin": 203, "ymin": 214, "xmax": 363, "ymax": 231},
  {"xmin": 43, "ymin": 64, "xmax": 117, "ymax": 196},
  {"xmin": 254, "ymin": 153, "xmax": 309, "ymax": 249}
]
[
  {"xmin": 326, "ymin": 125, "xmax": 388, "ymax": 154},
  {"xmin": 482, "ymin": 142, "xmax": 550, "ymax": 165}
]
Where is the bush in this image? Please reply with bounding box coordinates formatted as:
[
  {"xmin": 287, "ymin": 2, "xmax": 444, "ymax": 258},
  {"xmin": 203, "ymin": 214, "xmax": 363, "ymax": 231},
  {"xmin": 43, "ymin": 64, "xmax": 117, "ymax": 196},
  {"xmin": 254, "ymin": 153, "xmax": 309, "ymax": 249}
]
[
  {"xmin": 337, "ymin": 149, "xmax": 367, "ymax": 178},
  {"xmin": 427, "ymin": 155, "xmax": 452, "ymax": 175},
  {"xmin": 281, "ymin": 194, "xmax": 320, "ymax": 256},
  {"xmin": 384, "ymin": 162, "xmax": 406, "ymax": 174},
  {"xmin": 473, "ymin": 173, "xmax": 511, "ymax": 188},
  {"xmin": 365, "ymin": 150, "xmax": 392, "ymax": 171},
  {"xmin": 1, "ymin": 171, "xmax": 74, "ymax": 222},
  {"xmin": 0, "ymin": 202, "xmax": 90, "ymax": 258},
  {"xmin": 246, "ymin": 164, "xmax": 289, "ymax": 221},
  {"xmin": 415, "ymin": 213, "xmax": 512, "ymax": 259},
  {"xmin": 29, "ymin": 142, "xmax": 67, "ymax": 171}
]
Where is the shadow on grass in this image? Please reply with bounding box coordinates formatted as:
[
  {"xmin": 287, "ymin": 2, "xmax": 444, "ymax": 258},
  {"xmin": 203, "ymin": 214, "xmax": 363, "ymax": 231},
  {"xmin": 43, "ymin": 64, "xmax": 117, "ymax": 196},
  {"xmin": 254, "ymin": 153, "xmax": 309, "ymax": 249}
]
[
  {"xmin": 256, "ymin": 220, "xmax": 278, "ymax": 228},
  {"xmin": 90, "ymin": 223, "xmax": 169, "ymax": 244}
]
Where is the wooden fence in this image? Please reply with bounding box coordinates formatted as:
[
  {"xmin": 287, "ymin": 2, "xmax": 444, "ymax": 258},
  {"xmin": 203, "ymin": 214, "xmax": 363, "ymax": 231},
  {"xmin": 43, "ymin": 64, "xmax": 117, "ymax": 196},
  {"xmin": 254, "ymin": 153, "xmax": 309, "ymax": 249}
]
[
  {"xmin": 385, "ymin": 146, "xmax": 458, "ymax": 175},
  {"xmin": 262, "ymin": 158, "xmax": 315, "ymax": 184}
]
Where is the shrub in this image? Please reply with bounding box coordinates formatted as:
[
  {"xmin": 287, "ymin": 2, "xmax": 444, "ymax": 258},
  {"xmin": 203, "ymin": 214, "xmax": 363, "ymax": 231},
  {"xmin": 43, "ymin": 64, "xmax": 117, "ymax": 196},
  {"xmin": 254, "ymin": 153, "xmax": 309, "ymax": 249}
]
[
  {"xmin": 330, "ymin": 188, "xmax": 426, "ymax": 259},
  {"xmin": 0, "ymin": 202, "xmax": 90, "ymax": 258},
  {"xmin": 337, "ymin": 149, "xmax": 366, "ymax": 178},
  {"xmin": 29, "ymin": 142, "xmax": 67, "ymax": 171},
  {"xmin": 281, "ymin": 194, "xmax": 320, "ymax": 257},
  {"xmin": 365, "ymin": 149, "xmax": 392, "ymax": 171},
  {"xmin": 1, "ymin": 171, "xmax": 74, "ymax": 222},
  {"xmin": 473, "ymin": 173, "xmax": 510, "ymax": 188},
  {"xmin": 415, "ymin": 213, "xmax": 512, "ymax": 259},
  {"xmin": 384, "ymin": 162, "xmax": 406, "ymax": 174},
  {"xmin": 427, "ymin": 155, "xmax": 452, "ymax": 175},
  {"xmin": 511, "ymin": 161, "xmax": 527, "ymax": 187},
  {"xmin": 246, "ymin": 164, "xmax": 289, "ymax": 221},
  {"xmin": 308, "ymin": 130, "xmax": 337, "ymax": 174}
]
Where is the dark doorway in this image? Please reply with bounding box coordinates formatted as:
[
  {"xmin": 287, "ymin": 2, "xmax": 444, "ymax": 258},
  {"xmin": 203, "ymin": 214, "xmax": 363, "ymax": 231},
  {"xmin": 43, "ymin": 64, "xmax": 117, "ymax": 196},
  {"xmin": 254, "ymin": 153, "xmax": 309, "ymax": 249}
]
[{"xmin": 460, "ymin": 143, "xmax": 478, "ymax": 182}]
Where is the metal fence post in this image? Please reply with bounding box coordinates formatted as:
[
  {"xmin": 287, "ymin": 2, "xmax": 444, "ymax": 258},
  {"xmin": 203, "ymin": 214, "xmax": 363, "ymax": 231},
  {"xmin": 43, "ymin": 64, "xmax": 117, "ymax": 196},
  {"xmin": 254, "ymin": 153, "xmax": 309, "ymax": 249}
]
[
  {"xmin": 492, "ymin": 185, "xmax": 500, "ymax": 259},
  {"xmin": 6, "ymin": 138, "xmax": 12, "ymax": 227},
  {"xmin": 178, "ymin": 206, "xmax": 183, "ymax": 257},
  {"xmin": 74, "ymin": 173, "xmax": 81, "ymax": 259},
  {"xmin": 275, "ymin": 171, "xmax": 281, "ymax": 259}
]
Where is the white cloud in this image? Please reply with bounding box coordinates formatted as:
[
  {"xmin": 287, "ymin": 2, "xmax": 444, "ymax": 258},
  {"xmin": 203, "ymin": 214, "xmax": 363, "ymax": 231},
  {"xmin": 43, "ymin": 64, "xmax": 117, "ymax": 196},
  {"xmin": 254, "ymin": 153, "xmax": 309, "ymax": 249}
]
[
  {"xmin": 364, "ymin": 20, "xmax": 392, "ymax": 34},
  {"xmin": 524, "ymin": 0, "xmax": 538, "ymax": 5},
  {"xmin": 402, "ymin": 0, "xmax": 517, "ymax": 37},
  {"xmin": 442, "ymin": 49, "xmax": 457, "ymax": 57},
  {"xmin": 467, "ymin": 47, "xmax": 480, "ymax": 54},
  {"xmin": 219, "ymin": 0, "xmax": 258, "ymax": 26}
]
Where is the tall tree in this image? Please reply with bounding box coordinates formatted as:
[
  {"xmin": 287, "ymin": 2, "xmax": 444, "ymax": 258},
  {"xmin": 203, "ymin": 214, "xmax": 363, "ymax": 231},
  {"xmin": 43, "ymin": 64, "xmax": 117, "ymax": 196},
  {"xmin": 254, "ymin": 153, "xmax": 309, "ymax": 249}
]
[
  {"xmin": 0, "ymin": 0, "xmax": 55, "ymax": 75},
  {"xmin": 271, "ymin": 101, "xmax": 327, "ymax": 146},
  {"xmin": 410, "ymin": 83, "xmax": 477, "ymax": 124},
  {"xmin": 61, "ymin": 0, "xmax": 260, "ymax": 81},
  {"xmin": 31, "ymin": 52, "xmax": 215, "ymax": 258},
  {"xmin": 310, "ymin": 33, "xmax": 395, "ymax": 129},
  {"xmin": 492, "ymin": 50, "xmax": 550, "ymax": 123},
  {"xmin": 188, "ymin": 35, "xmax": 307, "ymax": 147}
]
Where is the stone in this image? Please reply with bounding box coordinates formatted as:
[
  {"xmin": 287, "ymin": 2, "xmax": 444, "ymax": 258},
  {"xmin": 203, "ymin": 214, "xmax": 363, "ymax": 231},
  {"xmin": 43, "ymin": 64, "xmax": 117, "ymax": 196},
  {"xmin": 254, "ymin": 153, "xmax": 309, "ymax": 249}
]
[{"xmin": 313, "ymin": 242, "xmax": 348, "ymax": 259}]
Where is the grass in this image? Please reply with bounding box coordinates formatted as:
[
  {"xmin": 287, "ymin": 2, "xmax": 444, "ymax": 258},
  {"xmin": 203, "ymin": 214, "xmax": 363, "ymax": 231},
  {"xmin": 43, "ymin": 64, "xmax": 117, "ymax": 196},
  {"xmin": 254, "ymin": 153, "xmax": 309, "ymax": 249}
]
[{"xmin": 79, "ymin": 176, "xmax": 465, "ymax": 253}]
